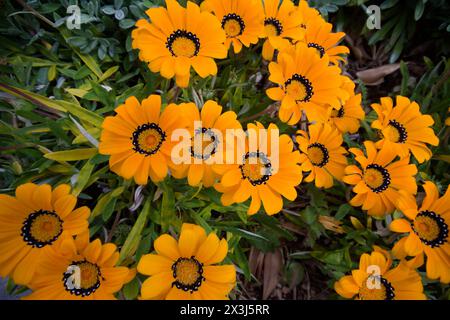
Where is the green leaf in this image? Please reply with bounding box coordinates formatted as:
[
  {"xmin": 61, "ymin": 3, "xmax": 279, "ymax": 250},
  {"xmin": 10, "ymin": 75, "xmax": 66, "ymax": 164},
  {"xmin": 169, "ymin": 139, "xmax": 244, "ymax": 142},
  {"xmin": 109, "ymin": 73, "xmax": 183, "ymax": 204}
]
[
  {"xmin": 101, "ymin": 5, "xmax": 116, "ymax": 15},
  {"xmin": 90, "ymin": 81, "xmax": 115, "ymax": 106},
  {"xmin": 160, "ymin": 183, "xmax": 176, "ymax": 232},
  {"xmin": 115, "ymin": 9, "xmax": 126, "ymax": 20},
  {"xmin": 102, "ymin": 197, "xmax": 117, "ymax": 222},
  {"xmin": 98, "ymin": 66, "xmax": 119, "ymax": 83},
  {"xmin": 0, "ymin": 83, "xmax": 104, "ymax": 127},
  {"xmin": 335, "ymin": 204, "xmax": 352, "ymax": 220},
  {"xmin": 135, "ymin": 230, "xmax": 154, "ymax": 262},
  {"xmin": 255, "ymin": 214, "xmax": 295, "ymax": 241},
  {"xmin": 289, "ymin": 251, "xmax": 311, "ymax": 260},
  {"xmin": 119, "ymin": 199, "xmax": 152, "ymax": 264},
  {"xmin": 91, "ymin": 192, "xmax": 113, "ymax": 219},
  {"xmin": 60, "ymin": 29, "xmax": 103, "ymax": 79},
  {"xmin": 190, "ymin": 206, "xmax": 214, "ymax": 233},
  {"xmin": 232, "ymin": 244, "xmax": 251, "ymax": 281},
  {"xmin": 44, "ymin": 148, "xmax": 98, "ymax": 161},
  {"xmin": 47, "ymin": 120, "xmax": 71, "ymax": 144},
  {"xmin": 119, "ymin": 19, "xmax": 136, "ymax": 29},
  {"xmin": 47, "ymin": 65, "xmax": 57, "ymax": 81},
  {"xmin": 122, "ymin": 277, "xmax": 140, "ymax": 300},
  {"xmin": 368, "ymin": 18, "xmax": 397, "ymax": 45},
  {"xmin": 389, "ymin": 34, "xmax": 404, "ymax": 63},
  {"xmin": 399, "ymin": 60, "xmax": 409, "ymax": 96},
  {"xmin": 311, "ymin": 247, "xmax": 351, "ymax": 267},
  {"xmin": 67, "ymin": 36, "xmax": 88, "ymax": 47},
  {"xmin": 387, "ymin": 14, "xmax": 406, "ymax": 51},
  {"xmin": 307, "ymin": 184, "xmax": 327, "ymax": 209},
  {"xmin": 433, "ymin": 155, "xmax": 450, "ymax": 163},
  {"xmin": 114, "ymin": 0, "xmax": 124, "ymax": 10},
  {"xmin": 129, "ymin": 5, "xmax": 143, "ymax": 18},
  {"xmin": 73, "ymin": 66, "xmax": 92, "ymax": 80},
  {"xmin": 65, "ymin": 88, "xmax": 89, "ymax": 98},
  {"xmin": 302, "ymin": 206, "xmax": 318, "ymax": 225},
  {"xmin": 6, "ymin": 278, "xmax": 16, "ymax": 295},
  {"xmin": 221, "ymin": 227, "xmax": 270, "ymax": 243},
  {"xmin": 414, "ymin": 0, "xmax": 425, "ymax": 21},
  {"xmin": 90, "ymin": 185, "xmax": 126, "ymax": 219},
  {"xmin": 76, "ymin": 53, "xmax": 103, "ymax": 78},
  {"xmin": 72, "ymin": 158, "xmax": 96, "ymax": 196},
  {"xmin": 8, "ymin": 55, "xmax": 68, "ymax": 67},
  {"xmin": 380, "ymin": 0, "xmax": 399, "ymax": 9}
]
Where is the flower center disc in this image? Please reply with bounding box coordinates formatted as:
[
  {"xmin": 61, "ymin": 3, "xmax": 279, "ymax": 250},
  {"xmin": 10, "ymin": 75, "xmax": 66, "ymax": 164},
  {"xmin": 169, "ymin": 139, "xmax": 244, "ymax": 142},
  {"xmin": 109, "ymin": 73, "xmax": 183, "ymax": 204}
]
[
  {"xmin": 284, "ymin": 74, "xmax": 313, "ymax": 102},
  {"xmin": 190, "ymin": 127, "xmax": 219, "ymax": 160},
  {"xmin": 21, "ymin": 210, "xmax": 63, "ymax": 248},
  {"xmin": 240, "ymin": 151, "xmax": 272, "ymax": 186},
  {"xmin": 166, "ymin": 30, "xmax": 200, "ymax": 58},
  {"xmin": 331, "ymin": 106, "xmax": 344, "ymax": 118},
  {"xmin": 307, "ymin": 143, "xmax": 329, "ymax": 167},
  {"xmin": 363, "ymin": 164, "xmax": 390, "ymax": 193},
  {"xmin": 63, "ymin": 260, "xmax": 101, "ymax": 297},
  {"xmin": 222, "ymin": 13, "xmax": 245, "ymax": 38},
  {"xmin": 132, "ymin": 123, "xmax": 166, "ymax": 156},
  {"xmin": 359, "ymin": 276, "xmax": 395, "ymax": 300},
  {"xmin": 385, "ymin": 120, "xmax": 407, "ymax": 143},
  {"xmin": 307, "ymin": 42, "xmax": 325, "ymax": 58},
  {"xmin": 413, "ymin": 210, "xmax": 448, "ymax": 247},
  {"xmin": 172, "ymin": 257, "xmax": 204, "ymax": 292},
  {"xmin": 264, "ymin": 18, "xmax": 283, "ymax": 37}
]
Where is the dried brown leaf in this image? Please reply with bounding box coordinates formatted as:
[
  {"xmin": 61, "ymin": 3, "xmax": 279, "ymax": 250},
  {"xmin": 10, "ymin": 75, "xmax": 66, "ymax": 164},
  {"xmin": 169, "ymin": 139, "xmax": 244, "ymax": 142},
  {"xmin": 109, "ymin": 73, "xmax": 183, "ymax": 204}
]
[
  {"xmin": 249, "ymin": 247, "xmax": 265, "ymax": 279},
  {"xmin": 280, "ymin": 221, "xmax": 305, "ymax": 235},
  {"xmin": 262, "ymin": 248, "xmax": 283, "ymax": 299},
  {"xmin": 356, "ymin": 63, "xmax": 401, "ymax": 85}
]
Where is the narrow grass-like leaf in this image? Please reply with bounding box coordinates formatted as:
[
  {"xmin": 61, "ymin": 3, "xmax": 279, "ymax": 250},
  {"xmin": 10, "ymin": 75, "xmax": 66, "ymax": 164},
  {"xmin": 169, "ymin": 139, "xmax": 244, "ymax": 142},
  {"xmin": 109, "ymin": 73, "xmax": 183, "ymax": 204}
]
[
  {"xmin": 160, "ymin": 182, "xmax": 176, "ymax": 232},
  {"xmin": 119, "ymin": 198, "xmax": 152, "ymax": 264},
  {"xmin": 98, "ymin": 66, "xmax": 119, "ymax": 83},
  {"xmin": 72, "ymin": 157, "xmax": 96, "ymax": 196},
  {"xmin": 0, "ymin": 83, "xmax": 104, "ymax": 127},
  {"xmin": 44, "ymin": 148, "xmax": 98, "ymax": 161}
]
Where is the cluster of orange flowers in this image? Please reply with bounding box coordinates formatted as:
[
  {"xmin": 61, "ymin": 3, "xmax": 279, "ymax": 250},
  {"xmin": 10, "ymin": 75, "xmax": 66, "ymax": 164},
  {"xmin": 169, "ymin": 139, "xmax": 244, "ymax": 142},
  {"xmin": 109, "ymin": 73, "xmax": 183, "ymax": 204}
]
[
  {"xmin": 130, "ymin": 0, "xmax": 448, "ymax": 300},
  {"xmin": 0, "ymin": 183, "xmax": 234, "ymax": 299},
  {"xmin": 0, "ymin": 0, "xmax": 448, "ymax": 300}
]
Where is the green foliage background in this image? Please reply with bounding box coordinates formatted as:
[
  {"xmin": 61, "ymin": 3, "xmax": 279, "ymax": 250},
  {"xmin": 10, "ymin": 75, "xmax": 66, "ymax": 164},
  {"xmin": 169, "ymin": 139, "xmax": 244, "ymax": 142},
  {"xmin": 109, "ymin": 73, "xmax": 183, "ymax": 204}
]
[{"xmin": 0, "ymin": 0, "xmax": 449, "ymax": 299}]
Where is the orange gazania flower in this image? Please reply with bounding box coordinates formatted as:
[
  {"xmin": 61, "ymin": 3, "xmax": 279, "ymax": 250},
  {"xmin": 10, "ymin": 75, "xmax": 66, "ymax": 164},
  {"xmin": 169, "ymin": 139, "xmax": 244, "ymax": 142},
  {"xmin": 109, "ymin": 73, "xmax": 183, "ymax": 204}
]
[
  {"xmin": 138, "ymin": 223, "xmax": 235, "ymax": 300},
  {"xmin": 214, "ymin": 122, "xmax": 302, "ymax": 215},
  {"xmin": 23, "ymin": 231, "xmax": 133, "ymax": 300},
  {"xmin": 170, "ymin": 100, "xmax": 242, "ymax": 187},
  {"xmin": 297, "ymin": 0, "xmax": 322, "ymax": 30},
  {"xmin": 390, "ymin": 181, "xmax": 450, "ymax": 283},
  {"xmin": 0, "ymin": 183, "xmax": 89, "ymax": 285},
  {"xmin": 132, "ymin": 0, "xmax": 227, "ymax": 87},
  {"xmin": 300, "ymin": 17, "xmax": 349, "ymax": 65},
  {"xmin": 201, "ymin": 0, "xmax": 264, "ymax": 54},
  {"xmin": 296, "ymin": 123, "xmax": 347, "ymax": 188},
  {"xmin": 266, "ymin": 43, "xmax": 349, "ymax": 124},
  {"xmin": 343, "ymin": 141, "xmax": 417, "ymax": 218},
  {"xmin": 99, "ymin": 95, "xmax": 191, "ymax": 185},
  {"xmin": 261, "ymin": 0, "xmax": 305, "ymax": 61},
  {"xmin": 371, "ymin": 96, "xmax": 439, "ymax": 163},
  {"xmin": 327, "ymin": 78, "xmax": 365, "ymax": 134},
  {"xmin": 334, "ymin": 248, "xmax": 426, "ymax": 300}
]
